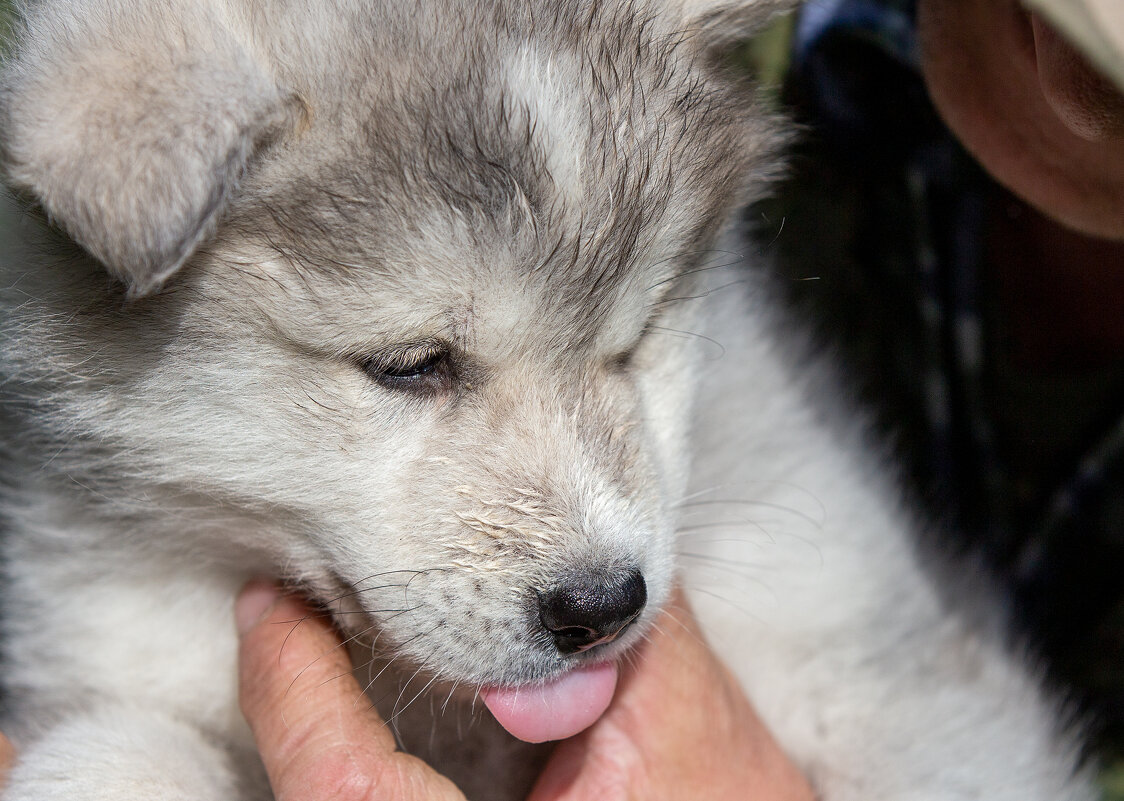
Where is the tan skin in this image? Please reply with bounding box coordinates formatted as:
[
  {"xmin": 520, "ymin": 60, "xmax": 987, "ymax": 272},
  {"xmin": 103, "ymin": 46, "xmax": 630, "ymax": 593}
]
[
  {"xmin": 232, "ymin": 7, "xmax": 1124, "ymax": 798},
  {"xmin": 229, "ymin": 9, "xmax": 1124, "ymax": 798},
  {"xmin": 234, "ymin": 585, "xmax": 816, "ymax": 801},
  {"xmin": 917, "ymin": 0, "xmax": 1124, "ymax": 240},
  {"xmin": 0, "ymin": 729, "xmax": 13, "ymax": 791},
  {"xmin": 0, "ymin": 585, "xmax": 817, "ymax": 801},
  {"xmin": 1, "ymin": 4, "xmax": 1121, "ymax": 798}
]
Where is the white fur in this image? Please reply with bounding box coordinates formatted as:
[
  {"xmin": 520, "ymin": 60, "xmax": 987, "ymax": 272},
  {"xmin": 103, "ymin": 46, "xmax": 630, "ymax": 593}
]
[
  {"xmin": 0, "ymin": 0, "xmax": 1097, "ymax": 799},
  {"xmin": 684, "ymin": 268, "xmax": 1091, "ymax": 799}
]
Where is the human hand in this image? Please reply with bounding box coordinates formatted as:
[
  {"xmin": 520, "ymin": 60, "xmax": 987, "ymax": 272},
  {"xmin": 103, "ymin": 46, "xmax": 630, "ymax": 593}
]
[
  {"xmin": 237, "ymin": 583, "xmax": 815, "ymax": 801},
  {"xmin": 918, "ymin": 0, "xmax": 1124, "ymax": 239},
  {"xmin": 236, "ymin": 582, "xmax": 466, "ymax": 801},
  {"xmin": 0, "ymin": 730, "xmax": 15, "ymax": 789},
  {"xmin": 525, "ymin": 590, "xmax": 815, "ymax": 801}
]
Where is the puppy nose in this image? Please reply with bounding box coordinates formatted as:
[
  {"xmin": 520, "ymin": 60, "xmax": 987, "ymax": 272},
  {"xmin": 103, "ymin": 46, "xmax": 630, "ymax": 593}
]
[{"xmin": 539, "ymin": 569, "xmax": 647, "ymax": 655}]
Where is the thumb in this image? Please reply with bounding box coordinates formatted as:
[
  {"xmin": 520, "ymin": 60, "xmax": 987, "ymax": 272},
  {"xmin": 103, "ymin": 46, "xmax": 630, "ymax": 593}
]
[
  {"xmin": 0, "ymin": 731, "xmax": 16, "ymax": 790},
  {"xmin": 236, "ymin": 582, "xmax": 464, "ymax": 801}
]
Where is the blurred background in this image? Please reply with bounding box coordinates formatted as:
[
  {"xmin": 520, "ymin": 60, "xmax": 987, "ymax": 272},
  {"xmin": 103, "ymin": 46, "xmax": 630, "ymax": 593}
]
[{"xmin": 740, "ymin": 3, "xmax": 1124, "ymax": 796}]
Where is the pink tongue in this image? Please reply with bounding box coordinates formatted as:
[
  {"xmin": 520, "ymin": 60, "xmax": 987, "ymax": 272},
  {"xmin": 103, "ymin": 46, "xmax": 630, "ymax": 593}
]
[{"xmin": 481, "ymin": 661, "xmax": 619, "ymax": 743}]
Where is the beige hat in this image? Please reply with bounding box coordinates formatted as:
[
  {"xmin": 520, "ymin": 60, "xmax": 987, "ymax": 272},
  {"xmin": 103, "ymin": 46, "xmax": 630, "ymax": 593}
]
[{"xmin": 1023, "ymin": 0, "xmax": 1124, "ymax": 90}]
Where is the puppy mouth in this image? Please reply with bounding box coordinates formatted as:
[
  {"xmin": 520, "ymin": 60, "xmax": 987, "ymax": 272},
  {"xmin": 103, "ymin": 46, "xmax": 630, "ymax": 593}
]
[
  {"xmin": 481, "ymin": 571, "xmax": 648, "ymax": 743},
  {"xmin": 320, "ymin": 566, "xmax": 646, "ymax": 743},
  {"xmin": 480, "ymin": 660, "xmax": 620, "ymax": 743}
]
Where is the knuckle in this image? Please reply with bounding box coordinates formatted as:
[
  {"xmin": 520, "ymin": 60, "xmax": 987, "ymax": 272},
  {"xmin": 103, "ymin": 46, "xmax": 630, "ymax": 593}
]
[{"xmin": 301, "ymin": 750, "xmax": 382, "ymax": 801}]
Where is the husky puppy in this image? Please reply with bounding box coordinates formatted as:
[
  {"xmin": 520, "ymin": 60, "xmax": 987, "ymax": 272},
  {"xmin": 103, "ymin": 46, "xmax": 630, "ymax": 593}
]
[{"xmin": 0, "ymin": 0, "xmax": 1097, "ymax": 799}]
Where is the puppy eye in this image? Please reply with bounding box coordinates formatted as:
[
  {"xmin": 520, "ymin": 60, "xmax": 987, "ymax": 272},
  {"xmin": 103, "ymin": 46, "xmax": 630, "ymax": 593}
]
[
  {"xmin": 609, "ymin": 349, "xmax": 635, "ymax": 372},
  {"xmin": 362, "ymin": 345, "xmax": 451, "ymax": 391},
  {"xmin": 379, "ymin": 351, "xmax": 444, "ymax": 379}
]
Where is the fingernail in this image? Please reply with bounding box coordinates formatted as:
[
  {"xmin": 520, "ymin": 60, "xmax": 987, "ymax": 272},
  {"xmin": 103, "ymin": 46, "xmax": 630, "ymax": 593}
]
[{"xmin": 236, "ymin": 580, "xmax": 280, "ymax": 635}]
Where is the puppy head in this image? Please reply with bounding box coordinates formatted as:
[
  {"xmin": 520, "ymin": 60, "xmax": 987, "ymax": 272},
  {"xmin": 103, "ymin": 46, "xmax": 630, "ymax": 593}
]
[{"xmin": 0, "ymin": 0, "xmax": 788, "ymax": 699}]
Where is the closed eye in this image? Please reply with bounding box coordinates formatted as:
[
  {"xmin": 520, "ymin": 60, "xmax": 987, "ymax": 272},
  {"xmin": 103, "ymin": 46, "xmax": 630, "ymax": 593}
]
[
  {"xmin": 361, "ymin": 343, "xmax": 453, "ymax": 392},
  {"xmin": 607, "ymin": 317, "xmax": 659, "ymax": 372}
]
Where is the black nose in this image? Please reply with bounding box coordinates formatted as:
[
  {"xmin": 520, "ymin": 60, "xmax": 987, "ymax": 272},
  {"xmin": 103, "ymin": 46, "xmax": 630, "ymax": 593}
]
[{"xmin": 539, "ymin": 569, "xmax": 647, "ymax": 655}]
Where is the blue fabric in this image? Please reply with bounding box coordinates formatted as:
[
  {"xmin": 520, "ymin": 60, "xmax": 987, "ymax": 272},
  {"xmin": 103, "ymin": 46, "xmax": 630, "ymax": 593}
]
[{"xmin": 773, "ymin": 0, "xmax": 1124, "ymax": 751}]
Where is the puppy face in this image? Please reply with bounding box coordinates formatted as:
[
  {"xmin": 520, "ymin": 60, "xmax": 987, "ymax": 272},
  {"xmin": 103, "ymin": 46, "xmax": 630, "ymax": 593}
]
[{"xmin": 0, "ymin": 0, "xmax": 785, "ymax": 688}]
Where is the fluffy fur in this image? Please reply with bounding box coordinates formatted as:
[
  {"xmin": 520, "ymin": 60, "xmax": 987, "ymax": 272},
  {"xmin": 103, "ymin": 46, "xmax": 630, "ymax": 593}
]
[{"xmin": 0, "ymin": 0, "xmax": 1097, "ymax": 799}]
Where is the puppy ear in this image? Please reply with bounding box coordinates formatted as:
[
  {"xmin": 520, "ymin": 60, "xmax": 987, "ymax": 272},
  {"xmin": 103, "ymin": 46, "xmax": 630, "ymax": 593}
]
[
  {"xmin": 673, "ymin": 0, "xmax": 799, "ymax": 48},
  {"xmin": 0, "ymin": 1, "xmax": 299, "ymax": 296}
]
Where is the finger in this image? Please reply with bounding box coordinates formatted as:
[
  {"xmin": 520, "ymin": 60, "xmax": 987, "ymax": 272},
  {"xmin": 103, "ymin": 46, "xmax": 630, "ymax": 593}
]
[
  {"xmin": 0, "ymin": 731, "xmax": 16, "ymax": 790},
  {"xmin": 529, "ymin": 589, "xmax": 815, "ymax": 801},
  {"xmin": 236, "ymin": 582, "xmax": 463, "ymax": 801},
  {"xmin": 527, "ymin": 594, "xmax": 706, "ymax": 801}
]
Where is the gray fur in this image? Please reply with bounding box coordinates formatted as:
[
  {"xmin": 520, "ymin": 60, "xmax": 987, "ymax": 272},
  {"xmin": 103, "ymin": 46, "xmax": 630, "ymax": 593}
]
[{"xmin": 0, "ymin": 1, "xmax": 1097, "ymax": 800}]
